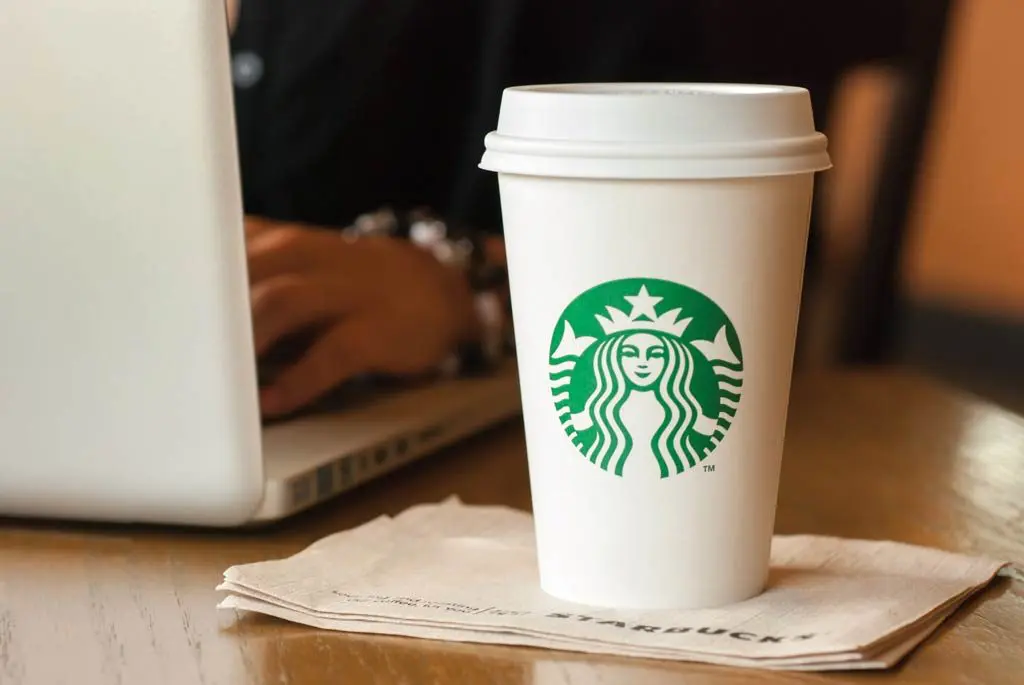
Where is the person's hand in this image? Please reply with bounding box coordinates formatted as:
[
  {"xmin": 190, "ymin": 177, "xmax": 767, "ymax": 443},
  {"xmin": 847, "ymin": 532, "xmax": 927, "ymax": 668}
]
[{"xmin": 246, "ymin": 217, "xmax": 478, "ymax": 418}]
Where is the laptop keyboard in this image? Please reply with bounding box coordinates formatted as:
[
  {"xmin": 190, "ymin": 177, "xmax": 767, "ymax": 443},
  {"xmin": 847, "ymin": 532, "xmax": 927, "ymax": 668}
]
[{"xmin": 260, "ymin": 374, "xmax": 384, "ymax": 426}]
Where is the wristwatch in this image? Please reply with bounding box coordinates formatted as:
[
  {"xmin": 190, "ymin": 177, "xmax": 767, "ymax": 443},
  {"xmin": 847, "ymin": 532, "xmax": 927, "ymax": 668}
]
[{"xmin": 350, "ymin": 206, "xmax": 513, "ymax": 377}]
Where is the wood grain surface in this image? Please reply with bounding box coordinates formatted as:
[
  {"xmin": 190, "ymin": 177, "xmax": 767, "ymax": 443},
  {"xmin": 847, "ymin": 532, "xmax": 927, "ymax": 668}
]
[{"xmin": 1, "ymin": 372, "xmax": 1022, "ymax": 684}]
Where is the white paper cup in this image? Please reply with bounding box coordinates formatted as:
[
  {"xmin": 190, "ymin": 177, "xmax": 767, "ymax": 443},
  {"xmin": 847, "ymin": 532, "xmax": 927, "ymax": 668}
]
[{"xmin": 481, "ymin": 83, "xmax": 831, "ymax": 610}]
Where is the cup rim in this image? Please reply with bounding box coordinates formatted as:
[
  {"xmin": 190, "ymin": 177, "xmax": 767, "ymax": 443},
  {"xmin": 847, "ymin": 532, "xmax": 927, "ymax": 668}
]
[
  {"xmin": 504, "ymin": 82, "xmax": 808, "ymax": 97},
  {"xmin": 480, "ymin": 81, "xmax": 831, "ymax": 179}
]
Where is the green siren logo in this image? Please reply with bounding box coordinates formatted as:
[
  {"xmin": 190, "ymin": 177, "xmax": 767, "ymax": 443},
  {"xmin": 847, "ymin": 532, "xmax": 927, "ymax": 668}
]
[{"xmin": 549, "ymin": 278, "xmax": 743, "ymax": 479}]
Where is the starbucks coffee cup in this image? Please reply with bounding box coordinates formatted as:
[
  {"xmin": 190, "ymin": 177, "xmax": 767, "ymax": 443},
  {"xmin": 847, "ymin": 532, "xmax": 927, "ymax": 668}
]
[{"xmin": 480, "ymin": 84, "xmax": 831, "ymax": 610}]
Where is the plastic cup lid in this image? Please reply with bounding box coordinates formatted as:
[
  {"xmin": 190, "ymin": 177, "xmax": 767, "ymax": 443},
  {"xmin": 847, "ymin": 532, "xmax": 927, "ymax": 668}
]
[{"xmin": 480, "ymin": 83, "xmax": 832, "ymax": 180}]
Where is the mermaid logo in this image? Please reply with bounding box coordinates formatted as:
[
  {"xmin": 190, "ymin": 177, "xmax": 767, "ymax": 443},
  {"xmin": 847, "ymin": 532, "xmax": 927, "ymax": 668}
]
[{"xmin": 549, "ymin": 278, "xmax": 743, "ymax": 479}]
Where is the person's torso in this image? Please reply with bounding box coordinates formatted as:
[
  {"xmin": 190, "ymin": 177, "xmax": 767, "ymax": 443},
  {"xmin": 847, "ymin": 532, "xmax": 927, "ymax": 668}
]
[{"xmin": 229, "ymin": 0, "xmax": 704, "ymax": 232}]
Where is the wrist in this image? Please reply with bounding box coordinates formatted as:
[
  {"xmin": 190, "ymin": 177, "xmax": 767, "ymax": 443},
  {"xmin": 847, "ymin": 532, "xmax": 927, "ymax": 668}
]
[
  {"xmin": 407, "ymin": 213, "xmax": 511, "ymax": 376},
  {"xmin": 350, "ymin": 207, "xmax": 513, "ymax": 376}
]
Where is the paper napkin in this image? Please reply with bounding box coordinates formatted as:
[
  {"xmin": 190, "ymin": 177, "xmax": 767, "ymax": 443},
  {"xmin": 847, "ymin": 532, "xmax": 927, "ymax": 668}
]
[{"xmin": 217, "ymin": 498, "xmax": 1015, "ymax": 671}]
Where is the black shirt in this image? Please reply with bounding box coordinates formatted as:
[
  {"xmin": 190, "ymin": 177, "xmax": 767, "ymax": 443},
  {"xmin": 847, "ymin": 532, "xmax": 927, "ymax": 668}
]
[
  {"xmin": 228, "ymin": 0, "xmax": 907, "ymax": 250},
  {"xmin": 228, "ymin": 1, "xmax": 706, "ymax": 234}
]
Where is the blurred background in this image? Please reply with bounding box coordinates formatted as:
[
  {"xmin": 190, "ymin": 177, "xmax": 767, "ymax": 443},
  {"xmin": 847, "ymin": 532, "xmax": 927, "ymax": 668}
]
[
  {"xmin": 227, "ymin": 0, "xmax": 1023, "ymax": 412},
  {"xmin": 770, "ymin": 0, "xmax": 1023, "ymax": 412}
]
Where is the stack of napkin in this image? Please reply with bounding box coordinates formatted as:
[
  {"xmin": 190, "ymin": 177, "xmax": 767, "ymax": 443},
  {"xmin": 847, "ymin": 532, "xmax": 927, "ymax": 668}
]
[{"xmin": 218, "ymin": 498, "xmax": 1015, "ymax": 671}]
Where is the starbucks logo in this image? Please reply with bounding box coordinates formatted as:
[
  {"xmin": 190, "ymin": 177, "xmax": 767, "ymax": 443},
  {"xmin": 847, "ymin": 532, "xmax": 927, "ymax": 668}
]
[{"xmin": 549, "ymin": 278, "xmax": 743, "ymax": 479}]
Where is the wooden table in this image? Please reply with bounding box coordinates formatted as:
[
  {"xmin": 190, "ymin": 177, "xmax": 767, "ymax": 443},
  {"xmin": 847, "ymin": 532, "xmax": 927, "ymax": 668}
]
[{"xmin": 2, "ymin": 372, "xmax": 1022, "ymax": 684}]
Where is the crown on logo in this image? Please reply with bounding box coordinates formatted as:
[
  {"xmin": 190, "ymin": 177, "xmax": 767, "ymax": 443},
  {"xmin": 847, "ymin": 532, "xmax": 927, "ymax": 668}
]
[{"xmin": 595, "ymin": 285, "xmax": 692, "ymax": 337}]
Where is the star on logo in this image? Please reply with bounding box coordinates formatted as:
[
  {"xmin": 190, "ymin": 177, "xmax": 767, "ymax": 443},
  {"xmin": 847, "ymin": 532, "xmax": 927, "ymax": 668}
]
[
  {"xmin": 624, "ymin": 285, "xmax": 662, "ymax": 321},
  {"xmin": 595, "ymin": 285, "xmax": 692, "ymax": 337}
]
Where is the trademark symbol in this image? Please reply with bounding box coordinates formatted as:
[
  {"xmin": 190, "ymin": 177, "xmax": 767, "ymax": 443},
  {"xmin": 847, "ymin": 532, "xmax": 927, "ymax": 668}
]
[{"xmin": 703, "ymin": 464, "xmax": 716, "ymax": 473}]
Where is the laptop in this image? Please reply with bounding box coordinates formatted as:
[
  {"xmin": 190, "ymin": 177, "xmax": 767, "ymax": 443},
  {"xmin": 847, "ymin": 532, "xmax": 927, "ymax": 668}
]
[{"xmin": 0, "ymin": 1, "xmax": 521, "ymax": 526}]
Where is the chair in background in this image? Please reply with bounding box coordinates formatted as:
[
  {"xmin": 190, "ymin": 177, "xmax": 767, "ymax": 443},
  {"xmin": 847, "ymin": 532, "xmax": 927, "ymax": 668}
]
[{"xmin": 689, "ymin": 0, "xmax": 958, "ymax": 365}]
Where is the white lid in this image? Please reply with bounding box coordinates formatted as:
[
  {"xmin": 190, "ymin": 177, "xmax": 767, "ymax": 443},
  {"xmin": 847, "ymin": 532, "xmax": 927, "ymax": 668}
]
[{"xmin": 480, "ymin": 83, "xmax": 832, "ymax": 179}]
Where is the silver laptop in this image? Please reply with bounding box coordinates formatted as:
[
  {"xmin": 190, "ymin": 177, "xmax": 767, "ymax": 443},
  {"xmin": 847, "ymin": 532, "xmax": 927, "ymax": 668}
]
[{"xmin": 0, "ymin": 1, "xmax": 521, "ymax": 526}]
